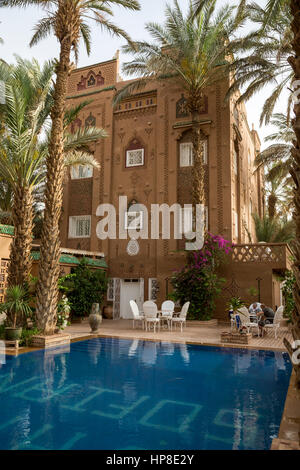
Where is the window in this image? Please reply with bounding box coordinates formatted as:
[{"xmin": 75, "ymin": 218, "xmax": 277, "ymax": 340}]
[
  {"xmin": 69, "ymin": 215, "xmax": 91, "ymax": 238},
  {"xmin": 87, "ymin": 74, "xmax": 96, "ymax": 87},
  {"xmin": 180, "ymin": 143, "xmax": 193, "ymax": 167},
  {"xmin": 125, "ymin": 211, "xmax": 143, "ymax": 230},
  {"xmin": 71, "ymin": 165, "xmax": 93, "ymax": 179},
  {"xmin": 202, "ymin": 140, "xmax": 208, "ymax": 164},
  {"xmin": 148, "ymin": 278, "xmax": 159, "ymax": 301},
  {"xmin": 181, "ymin": 207, "xmax": 193, "ymax": 234},
  {"xmin": 233, "ymin": 150, "xmax": 238, "ymax": 175},
  {"xmin": 180, "ymin": 205, "xmax": 208, "ymax": 235},
  {"xmin": 234, "ymin": 211, "xmax": 239, "ymax": 238},
  {"xmin": 126, "ymin": 149, "xmax": 144, "ymax": 167},
  {"xmin": 107, "ymin": 278, "xmax": 115, "ymax": 301},
  {"xmin": 180, "ymin": 141, "xmax": 208, "ymax": 167}
]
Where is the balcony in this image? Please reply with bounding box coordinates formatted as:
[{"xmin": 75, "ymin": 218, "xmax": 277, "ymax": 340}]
[{"xmin": 232, "ymin": 243, "xmax": 293, "ymax": 270}]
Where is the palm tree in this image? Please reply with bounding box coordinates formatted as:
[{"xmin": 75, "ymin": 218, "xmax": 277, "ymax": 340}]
[
  {"xmin": 253, "ymin": 213, "xmax": 295, "ymax": 243},
  {"xmin": 266, "ymin": 168, "xmax": 294, "ymax": 218},
  {"xmin": 288, "ymin": 0, "xmax": 300, "ymax": 385},
  {"xmin": 258, "ymin": 0, "xmax": 300, "ymax": 386},
  {"xmin": 254, "ymin": 114, "xmax": 293, "ymax": 178},
  {"xmin": 0, "ymin": 0, "xmax": 141, "ymax": 334},
  {"xmin": 115, "ymin": 0, "xmax": 243, "ymax": 207},
  {"xmin": 226, "ymin": 2, "xmax": 293, "ymax": 125},
  {"xmin": 0, "ymin": 58, "xmax": 53, "ymax": 287},
  {"xmin": 0, "ymin": 58, "xmax": 106, "ymax": 289},
  {"xmin": 231, "ymin": 0, "xmax": 300, "ymax": 385}
]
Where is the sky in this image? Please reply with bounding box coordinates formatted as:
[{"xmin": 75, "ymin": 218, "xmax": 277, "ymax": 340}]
[{"xmin": 0, "ymin": 0, "xmax": 288, "ymax": 149}]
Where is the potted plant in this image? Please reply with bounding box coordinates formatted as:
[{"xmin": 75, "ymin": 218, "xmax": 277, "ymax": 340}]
[
  {"xmin": 228, "ymin": 297, "xmax": 245, "ymax": 314},
  {"xmin": 0, "ymin": 285, "xmax": 32, "ymax": 341},
  {"xmin": 56, "ymin": 295, "xmax": 71, "ymax": 331},
  {"xmin": 227, "ymin": 297, "xmax": 246, "ymax": 331},
  {"xmin": 89, "ymin": 303, "xmax": 102, "ymax": 333}
]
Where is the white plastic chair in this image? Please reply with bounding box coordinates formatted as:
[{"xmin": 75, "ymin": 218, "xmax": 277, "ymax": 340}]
[
  {"xmin": 143, "ymin": 301, "xmax": 160, "ymax": 332},
  {"xmin": 237, "ymin": 306, "xmax": 259, "ymax": 336},
  {"xmin": 264, "ymin": 306, "xmax": 284, "ymax": 338},
  {"xmin": 171, "ymin": 302, "xmax": 190, "ymax": 332},
  {"xmin": 130, "ymin": 300, "xmax": 144, "ymax": 329},
  {"xmin": 160, "ymin": 300, "xmax": 175, "ymax": 330}
]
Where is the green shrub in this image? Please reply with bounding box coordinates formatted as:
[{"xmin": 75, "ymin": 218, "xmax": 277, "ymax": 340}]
[
  {"xmin": 59, "ymin": 259, "xmax": 108, "ymax": 318},
  {"xmin": 281, "ymin": 270, "xmax": 295, "ymax": 322},
  {"xmin": 20, "ymin": 328, "xmax": 40, "ymax": 347}
]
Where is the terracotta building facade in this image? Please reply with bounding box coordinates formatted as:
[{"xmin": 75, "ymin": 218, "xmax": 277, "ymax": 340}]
[{"xmin": 60, "ymin": 56, "xmax": 265, "ymax": 319}]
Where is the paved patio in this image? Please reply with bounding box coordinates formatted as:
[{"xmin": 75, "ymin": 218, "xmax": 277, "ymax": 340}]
[{"xmin": 65, "ymin": 319, "xmax": 293, "ymax": 351}]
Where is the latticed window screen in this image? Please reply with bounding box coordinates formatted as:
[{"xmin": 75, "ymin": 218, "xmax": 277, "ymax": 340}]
[
  {"xmin": 125, "ymin": 211, "xmax": 143, "ymax": 230},
  {"xmin": 69, "ymin": 216, "xmax": 91, "ymax": 238},
  {"xmin": 180, "ymin": 143, "xmax": 193, "ymax": 167},
  {"xmin": 148, "ymin": 278, "xmax": 159, "ymax": 301},
  {"xmin": 126, "ymin": 149, "xmax": 144, "ymax": 167},
  {"xmin": 107, "ymin": 279, "xmax": 115, "ymax": 301},
  {"xmin": 71, "ymin": 165, "xmax": 93, "ymax": 179},
  {"xmin": 180, "ymin": 141, "xmax": 208, "ymax": 167},
  {"xmin": 0, "ymin": 259, "xmax": 9, "ymax": 303},
  {"xmin": 87, "ymin": 75, "xmax": 96, "ymax": 86}
]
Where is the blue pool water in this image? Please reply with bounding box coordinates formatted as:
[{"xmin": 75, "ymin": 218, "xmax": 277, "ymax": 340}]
[{"xmin": 0, "ymin": 338, "xmax": 291, "ymax": 450}]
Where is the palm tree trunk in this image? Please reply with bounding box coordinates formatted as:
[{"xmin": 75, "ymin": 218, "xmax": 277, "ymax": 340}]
[
  {"xmin": 7, "ymin": 185, "xmax": 33, "ymax": 287},
  {"xmin": 268, "ymin": 193, "xmax": 277, "ymax": 219},
  {"xmin": 286, "ymin": 0, "xmax": 300, "ymax": 387},
  {"xmin": 35, "ymin": 38, "xmax": 72, "ymax": 335},
  {"xmin": 191, "ymin": 111, "xmax": 205, "ymax": 206}
]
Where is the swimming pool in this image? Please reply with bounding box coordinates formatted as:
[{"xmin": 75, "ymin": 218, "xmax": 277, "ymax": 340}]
[{"xmin": 0, "ymin": 337, "xmax": 291, "ymax": 450}]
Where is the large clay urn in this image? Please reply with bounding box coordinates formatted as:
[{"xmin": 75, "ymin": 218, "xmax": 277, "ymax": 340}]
[{"xmin": 88, "ymin": 303, "xmax": 102, "ymax": 333}]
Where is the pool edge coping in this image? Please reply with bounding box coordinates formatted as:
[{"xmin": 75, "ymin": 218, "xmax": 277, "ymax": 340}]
[
  {"xmin": 4, "ymin": 330, "xmax": 288, "ymax": 356},
  {"xmin": 271, "ymin": 371, "xmax": 300, "ymax": 450}
]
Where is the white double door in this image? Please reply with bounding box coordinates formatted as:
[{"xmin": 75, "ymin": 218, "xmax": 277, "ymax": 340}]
[{"xmin": 120, "ymin": 279, "xmax": 144, "ymax": 319}]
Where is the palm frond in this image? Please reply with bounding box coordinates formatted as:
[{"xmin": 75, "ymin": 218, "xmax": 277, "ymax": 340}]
[{"xmin": 64, "ymin": 151, "xmax": 100, "ymax": 169}]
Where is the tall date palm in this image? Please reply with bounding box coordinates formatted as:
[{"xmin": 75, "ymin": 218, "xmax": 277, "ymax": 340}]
[
  {"xmin": 227, "ymin": 0, "xmax": 300, "ymax": 385},
  {"xmin": 0, "ymin": 58, "xmax": 106, "ymax": 288},
  {"xmin": 0, "ymin": 58, "xmax": 53, "ymax": 287},
  {"xmin": 115, "ymin": 0, "xmax": 243, "ymax": 207},
  {"xmin": 257, "ymin": 0, "xmax": 300, "ymax": 387},
  {"xmin": 0, "ymin": 0, "xmax": 140, "ymax": 334}
]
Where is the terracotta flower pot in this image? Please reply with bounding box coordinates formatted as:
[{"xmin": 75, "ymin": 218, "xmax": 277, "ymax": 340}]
[{"xmin": 103, "ymin": 305, "xmax": 113, "ymax": 319}]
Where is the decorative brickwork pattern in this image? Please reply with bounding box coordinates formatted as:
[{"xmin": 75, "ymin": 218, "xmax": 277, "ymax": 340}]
[
  {"xmin": 216, "ymin": 84, "xmax": 223, "ymax": 234},
  {"xmin": 69, "ymin": 179, "xmax": 93, "ymax": 216},
  {"xmin": 67, "ymin": 60, "xmax": 117, "ymax": 95},
  {"xmin": 164, "ymin": 96, "xmax": 169, "ymax": 257}
]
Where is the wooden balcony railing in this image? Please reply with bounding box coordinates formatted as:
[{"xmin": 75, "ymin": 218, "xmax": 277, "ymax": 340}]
[{"xmin": 232, "ymin": 243, "xmax": 293, "ymax": 268}]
